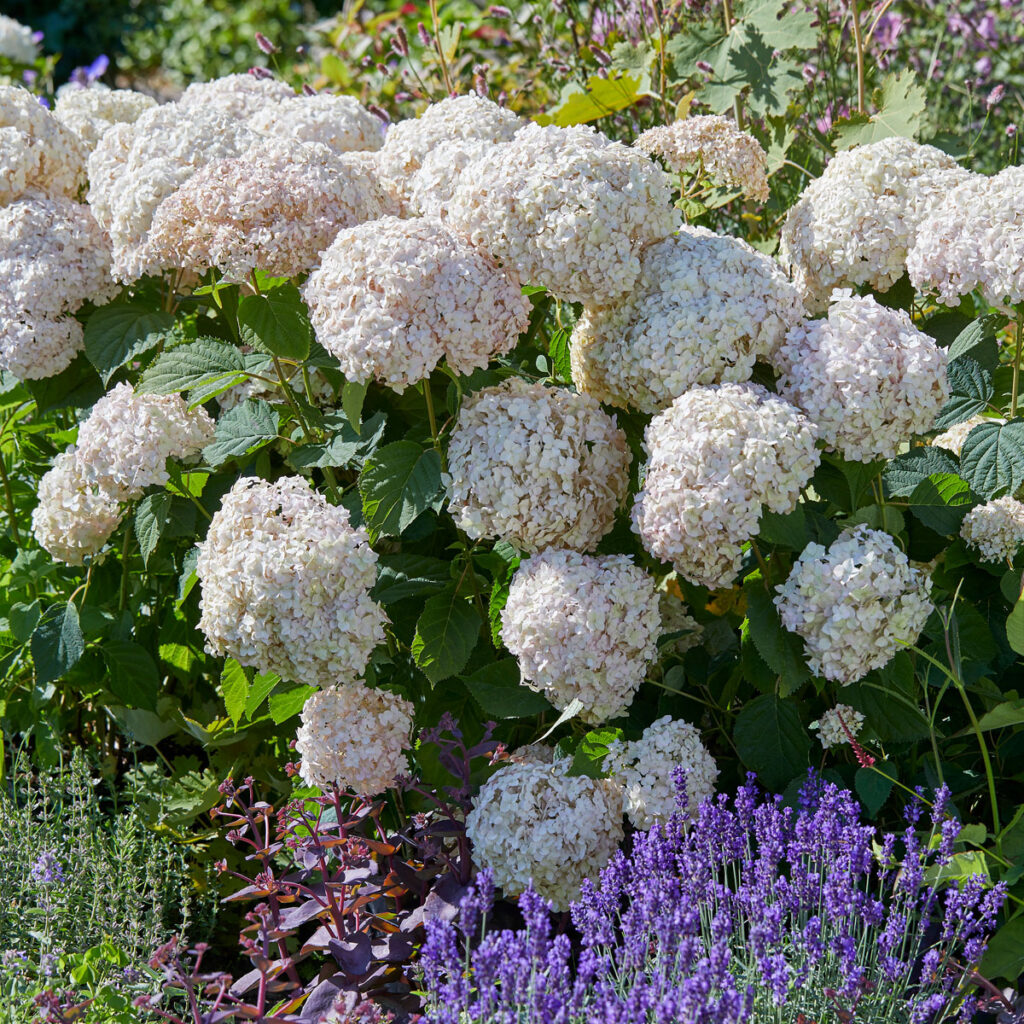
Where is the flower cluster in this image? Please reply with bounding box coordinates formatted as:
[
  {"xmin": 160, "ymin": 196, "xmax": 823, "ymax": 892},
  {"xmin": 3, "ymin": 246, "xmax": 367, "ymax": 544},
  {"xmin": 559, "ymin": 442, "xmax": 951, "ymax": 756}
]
[
  {"xmin": 54, "ymin": 87, "xmax": 157, "ymax": 151},
  {"xmin": 775, "ymin": 526, "xmax": 933, "ymax": 684},
  {"xmin": 774, "ymin": 291, "xmax": 948, "ymax": 462},
  {"xmin": 146, "ymin": 138, "xmax": 387, "ymax": 283},
  {"xmin": 294, "ymin": 684, "xmax": 413, "ymax": 795},
  {"xmin": 465, "ymin": 758, "xmax": 623, "ymax": 910},
  {"xmin": 449, "ymin": 122, "xmax": 678, "ymax": 303},
  {"xmin": 446, "ymin": 378, "xmax": 631, "ymax": 552},
  {"xmin": 631, "ymin": 383, "xmax": 820, "ymax": 588},
  {"xmin": 0, "ymin": 14, "xmax": 38, "ymax": 63},
  {"xmin": 245, "ymin": 91, "xmax": 383, "ymax": 155},
  {"xmin": 1, "ymin": 84, "xmax": 86, "ymax": 205},
  {"xmin": 196, "ymin": 476, "xmax": 387, "ymax": 687},
  {"xmin": 816, "ymin": 704, "xmax": 866, "ymax": 749},
  {"xmin": 780, "ymin": 137, "xmax": 969, "ymax": 310},
  {"xmin": 570, "ymin": 228, "xmax": 804, "ymax": 412},
  {"xmin": 0, "ymin": 197, "xmax": 116, "ymax": 379},
  {"xmin": 961, "ymin": 496, "xmax": 1024, "ymax": 563},
  {"xmin": 500, "ymin": 550, "xmax": 661, "ymax": 724},
  {"xmin": 932, "ymin": 414, "xmax": 1003, "ymax": 456},
  {"xmin": 604, "ymin": 715, "xmax": 718, "ymax": 828},
  {"xmin": 634, "ymin": 114, "xmax": 769, "ymax": 201},
  {"xmin": 303, "ymin": 216, "xmax": 530, "ymax": 389},
  {"xmin": 178, "ymin": 72, "xmax": 294, "ymax": 118},
  {"xmin": 406, "ymin": 136, "xmax": 496, "ymax": 219},
  {"xmin": 908, "ymin": 165, "xmax": 1024, "ymax": 308}
]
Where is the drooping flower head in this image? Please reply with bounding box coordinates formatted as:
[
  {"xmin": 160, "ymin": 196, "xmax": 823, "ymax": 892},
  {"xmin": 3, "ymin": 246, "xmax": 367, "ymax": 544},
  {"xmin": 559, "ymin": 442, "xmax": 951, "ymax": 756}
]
[
  {"xmin": 449, "ymin": 122, "xmax": 678, "ymax": 303},
  {"xmin": 196, "ymin": 476, "xmax": 387, "ymax": 687},
  {"xmin": 571, "ymin": 227, "xmax": 805, "ymax": 413},
  {"xmin": 303, "ymin": 216, "xmax": 530, "ymax": 389},
  {"xmin": 501, "ymin": 550, "xmax": 661, "ymax": 724},
  {"xmin": 775, "ymin": 525, "xmax": 934, "ymax": 684},
  {"xmin": 631, "ymin": 383, "xmax": 820, "ymax": 588},
  {"xmin": 447, "ymin": 378, "xmax": 631, "ymax": 552},
  {"xmin": 961, "ymin": 497, "xmax": 1024, "ymax": 564}
]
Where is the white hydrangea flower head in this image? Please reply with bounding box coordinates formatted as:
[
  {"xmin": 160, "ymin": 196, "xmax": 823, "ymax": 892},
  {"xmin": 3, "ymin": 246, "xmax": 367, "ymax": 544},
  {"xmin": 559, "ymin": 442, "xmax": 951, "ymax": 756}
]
[
  {"xmin": 570, "ymin": 228, "xmax": 805, "ymax": 413},
  {"xmin": 246, "ymin": 91, "xmax": 383, "ymax": 154},
  {"xmin": 605, "ymin": 715, "xmax": 718, "ymax": 828},
  {"xmin": 407, "ymin": 136, "xmax": 502, "ymax": 219},
  {"xmin": 0, "ymin": 15, "xmax": 39, "ymax": 63},
  {"xmin": 294, "ymin": 684, "xmax": 413, "ymax": 795},
  {"xmin": 31, "ymin": 449, "xmax": 123, "ymax": 565},
  {"xmin": 303, "ymin": 216, "xmax": 530, "ymax": 390},
  {"xmin": 908, "ymin": 166, "xmax": 1024, "ymax": 308},
  {"xmin": 196, "ymin": 476, "xmax": 387, "ymax": 686},
  {"xmin": 146, "ymin": 138, "xmax": 387, "ymax": 283},
  {"xmin": 86, "ymin": 102, "xmax": 261, "ymax": 282},
  {"xmin": 54, "ymin": 87, "xmax": 157, "ymax": 150},
  {"xmin": 658, "ymin": 583, "xmax": 703, "ymax": 657},
  {"xmin": 74, "ymin": 383, "xmax": 215, "ymax": 499},
  {"xmin": 634, "ymin": 114, "xmax": 769, "ymax": 201},
  {"xmin": 178, "ymin": 73, "xmax": 294, "ymax": 118},
  {"xmin": 774, "ymin": 525, "xmax": 934, "ymax": 684},
  {"xmin": 500, "ymin": 550, "xmax": 661, "ymax": 725},
  {"xmin": 0, "ymin": 308, "xmax": 84, "ymax": 381},
  {"xmin": 774, "ymin": 291, "xmax": 948, "ymax": 462},
  {"xmin": 816, "ymin": 704, "xmax": 865, "ymax": 750},
  {"xmin": 932, "ymin": 414, "xmax": 1004, "ymax": 457},
  {"xmin": 466, "ymin": 759, "xmax": 623, "ymax": 910},
  {"xmin": 509, "ymin": 743, "xmax": 557, "ymax": 766},
  {"xmin": 631, "ymin": 383, "xmax": 820, "ymax": 588},
  {"xmin": 377, "ymin": 94, "xmax": 522, "ymax": 203},
  {"xmin": 779, "ymin": 137, "xmax": 969, "ymax": 311},
  {"xmin": 0, "ymin": 85, "xmax": 86, "ymax": 204},
  {"xmin": 449, "ymin": 121, "xmax": 678, "ymax": 304},
  {"xmin": 961, "ymin": 497, "xmax": 1024, "ymax": 563},
  {"xmin": 447, "ymin": 378, "xmax": 631, "ymax": 552}
]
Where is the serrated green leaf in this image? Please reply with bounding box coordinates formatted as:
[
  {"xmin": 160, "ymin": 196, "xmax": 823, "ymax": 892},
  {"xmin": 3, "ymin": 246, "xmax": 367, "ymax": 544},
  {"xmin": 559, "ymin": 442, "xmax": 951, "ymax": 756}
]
[
  {"xmin": 833, "ymin": 70, "xmax": 926, "ymax": 148},
  {"xmin": 103, "ymin": 640, "xmax": 159, "ymax": 711},
  {"xmin": 288, "ymin": 411, "xmax": 385, "ymax": 472},
  {"xmin": 934, "ymin": 357, "xmax": 993, "ymax": 431},
  {"xmin": 908, "ymin": 473, "xmax": 975, "ymax": 535},
  {"xmin": 204, "ymin": 399, "xmax": 279, "ymax": 467},
  {"xmin": 744, "ymin": 582, "xmax": 810, "ymax": 695},
  {"xmin": 412, "ymin": 588, "xmax": 480, "ymax": 685},
  {"xmin": 267, "ymin": 684, "xmax": 315, "ymax": 724},
  {"xmin": 372, "ymin": 553, "xmax": 451, "ymax": 605},
  {"xmin": 237, "ymin": 284, "xmax": 311, "ymax": 361},
  {"xmin": 31, "ymin": 602, "xmax": 85, "ymax": 685},
  {"xmin": 177, "ymin": 547, "xmax": 200, "ymax": 606},
  {"xmin": 84, "ymin": 304, "xmax": 174, "ymax": 384},
  {"xmin": 568, "ymin": 727, "xmax": 623, "ymax": 779},
  {"xmin": 244, "ymin": 670, "xmax": 281, "ymax": 720},
  {"xmin": 220, "ymin": 658, "xmax": 249, "ymax": 726},
  {"xmin": 845, "ymin": 503, "xmax": 906, "ymax": 535},
  {"xmin": 733, "ymin": 694, "xmax": 810, "ymax": 790},
  {"xmin": 342, "ymin": 379, "xmax": 369, "ymax": 432},
  {"xmin": 960, "ymin": 419, "xmax": 1024, "ymax": 498},
  {"xmin": 139, "ymin": 339, "xmax": 247, "ymax": 399},
  {"xmin": 855, "ymin": 764, "xmax": 894, "ymax": 817},
  {"xmin": 135, "ymin": 492, "xmax": 172, "ymax": 567},
  {"xmin": 947, "ymin": 314, "xmax": 1006, "ymax": 371},
  {"xmin": 549, "ymin": 328, "xmax": 572, "ymax": 383},
  {"xmin": 1007, "ymin": 599, "xmax": 1024, "ymax": 657},
  {"xmin": 975, "ymin": 699, "xmax": 1024, "ymax": 733},
  {"xmin": 359, "ymin": 441, "xmax": 443, "ymax": 538},
  {"xmin": 883, "ymin": 447, "xmax": 960, "ymax": 497},
  {"xmin": 541, "ymin": 71, "xmax": 650, "ymax": 127},
  {"xmin": 463, "ymin": 659, "xmax": 552, "ymax": 719}
]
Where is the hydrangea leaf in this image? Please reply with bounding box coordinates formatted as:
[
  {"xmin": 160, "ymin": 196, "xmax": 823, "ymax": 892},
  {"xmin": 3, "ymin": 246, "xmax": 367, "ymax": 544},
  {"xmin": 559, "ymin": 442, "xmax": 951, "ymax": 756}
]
[
  {"xmin": 360, "ymin": 441, "xmax": 444, "ymax": 539},
  {"xmin": 463, "ymin": 658, "xmax": 552, "ymax": 719},
  {"xmin": 946, "ymin": 314, "xmax": 1006, "ymax": 372},
  {"xmin": 1006, "ymin": 598, "xmax": 1024, "ymax": 657},
  {"xmin": 567, "ymin": 727, "xmax": 623, "ymax": 779},
  {"xmin": 220, "ymin": 658, "xmax": 250, "ymax": 726},
  {"xmin": 412, "ymin": 588, "xmax": 481, "ymax": 685},
  {"xmin": 743, "ymin": 582, "xmax": 810, "ymax": 696},
  {"xmin": 135, "ymin": 492, "xmax": 172, "ymax": 567},
  {"xmin": 908, "ymin": 473, "xmax": 975, "ymax": 535},
  {"xmin": 833, "ymin": 70, "xmax": 927, "ymax": 148},
  {"xmin": 139, "ymin": 338, "xmax": 247, "ymax": 401},
  {"xmin": 960, "ymin": 418, "xmax": 1024, "ymax": 498},
  {"xmin": 288, "ymin": 410, "xmax": 385, "ymax": 473},
  {"xmin": 883, "ymin": 447, "xmax": 960, "ymax": 498},
  {"xmin": 733, "ymin": 694, "xmax": 810, "ymax": 790},
  {"xmin": 540, "ymin": 71, "xmax": 651, "ymax": 127},
  {"xmin": 981, "ymin": 916, "xmax": 1024, "ymax": 981},
  {"xmin": 103, "ymin": 640, "xmax": 159, "ymax": 711},
  {"xmin": 372, "ymin": 554, "xmax": 451, "ymax": 605},
  {"xmin": 204, "ymin": 399, "xmax": 279, "ymax": 468},
  {"xmin": 237, "ymin": 283, "xmax": 312, "ymax": 362},
  {"xmin": 31, "ymin": 601, "xmax": 84, "ymax": 686},
  {"xmin": 267, "ymin": 684, "xmax": 315, "ymax": 724},
  {"xmin": 933, "ymin": 357, "xmax": 993, "ymax": 431},
  {"xmin": 84, "ymin": 303, "xmax": 174, "ymax": 385},
  {"xmin": 855, "ymin": 764, "xmax": 895, "ymax": 817}
]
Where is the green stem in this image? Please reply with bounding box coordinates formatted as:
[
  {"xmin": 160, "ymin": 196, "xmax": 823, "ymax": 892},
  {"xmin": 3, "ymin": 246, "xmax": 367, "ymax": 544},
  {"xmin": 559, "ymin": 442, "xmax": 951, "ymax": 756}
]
[
  {"xmin": 720, "ymin": 0, "xmax": 744, "ymax": 127},
  {"xmin": 0, "ymin": 450, "xmax": 21, "ymax": 545},
  {"xmin": 118, "ymin": 528, "xmax": 133, "ymax": 612},
  {"xmin": 1011, "ymin": 305, "xmax": 1024, "ymax": 419},
  {"xmin": 850, "ymin": 0, "xmax": 867, "ymax": 114}
]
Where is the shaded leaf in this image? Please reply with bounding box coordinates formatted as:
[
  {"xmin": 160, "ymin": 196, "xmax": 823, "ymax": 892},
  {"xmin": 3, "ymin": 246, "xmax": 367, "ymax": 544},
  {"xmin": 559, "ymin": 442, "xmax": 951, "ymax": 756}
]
[
  {"xmin": 463, "ymin": 659, "xmax": 552, "ymax": 719},
  {"xmin": 135, "ymin": 493, "xmax": 172, "ymax": 567},
  {"xmin": 833, "ymin": 70, "xmax": 926, "ymax": 148},
  {"xmin": 734, "ymin": 694, "xmax": 810, "ymax": 790},
  {"xmin": 84, "ymin": 304, "xmax": 174, "ymax": 384},
  {"xmin": 883, "ymin": 447, "xmax": 960, "ymax": 498},
  {"xmin": 31, "ymin": 602, "xmax": 85, "ymax": 685},
  {"xmin": 933, "ymin": 357, "xmax": 993, "ymax": 431},
  {"xmin": 412, "ymin": 588, "xmax": 480, "ymax": 685},
  {"xmin": 360, "ymin": 441, "xmax": 443, "ymax": 538},
  {"xmin": 908, "ymin": 473, "xmax": 975, "ymax": 535},
  {"xmin": 204, "ymin": 399, "xmax": 279, "ymax": 467},
  {"xmin": 960, "ymin": 419, "xmax": 1024, "ymax": 498},
  {"xmin": 237, "ymin": 284, "xmax": 311, "ymax": 361}
]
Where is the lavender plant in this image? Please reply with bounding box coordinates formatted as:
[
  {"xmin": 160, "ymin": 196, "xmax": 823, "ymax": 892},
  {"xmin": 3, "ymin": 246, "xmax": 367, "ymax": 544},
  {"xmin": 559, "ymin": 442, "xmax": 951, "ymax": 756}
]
[{"xmin": 420, "ymin": 775, "xmax": 1010, "ymax": 1024}]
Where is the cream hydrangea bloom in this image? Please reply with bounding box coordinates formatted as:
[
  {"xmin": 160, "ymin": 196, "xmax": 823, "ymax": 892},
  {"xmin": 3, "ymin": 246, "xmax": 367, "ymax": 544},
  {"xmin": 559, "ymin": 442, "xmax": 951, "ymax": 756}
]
[
  {"xmin": 570, "ymin": 228, "xmax": 805, "ymax": 413},
  {"xmin": 501, "ymin": 550, "xmax": 661, "ymax": 724},
  {"xmin": 961, "ymin": 497, "xmax": 1024, "ymax": 564},
  {"xmin": 178, "ymin": 72, "xmax": 294, "ymax": 118},
  {"xmin": 31, "ymin": 449, "xmax": 124, "ymax": 565},
  {"xmin": 774, "ymin": 525, "xmax": 933, "ymax": 684},
  {"xmin": 634, "ymin": 114, "xmax": 769, "ymax": 201},
  {"xmin": 303, "ymin": 216, "xmax": 530, "ymax": 389},
  {"xmin": 54, "ymin": 87, "xmax": 157, "ymax": 150},
  {"xmin": 246, "ymin": 91, "xmax": 383, "ymax": 154},
  {"xmin": 75, "ymin": 383, "xmax": 214, "ymax": 499},
  {"xmin": 295, "ymin": 685, "xmax": 413, "ymax": 795},
  {"xmin": 0, "ymin": 15, "xmax": 39, "ymax": 63},
  {"xmin": 449, "ymin": 122, "xmax": 678, "ymax": 304},
  {"xmin": 466, "ymin": 759, "xmax": 623, "ymax": 910},
  {"xmin": 774, "ymin": 291, "xmax": 948, "ymax": 463},
  {"xmin": 406, "ymin": 136, "xmax": 500, "ymax": 219},
  {"xmin": 780, "ymin": 137, "xmax": 969, "ymax": 311},
  {"xmin": 146, "ymin": 138, "xmax": 387, "ymax": 282},
  {"xmin": 631, "ymin": 383, "xmax": 820, "ymax": 588},
  {"xmin": 932, "ymin": 415, "xmax": 1004, "ymax": 457},
  {"xmin": 605, "ymin": 715, "xmax": 718, "ymax": 828},
  {"xmin": 908, "ymin": 165, "xmax": 1024, "ymax": 308},
  {"xmin": 196, "ymin": 477, "xmax": 387, "ymax": 687},
  {"xmin": 446, "ymin": 378, "xmax": 631, "ymax": 553},
  {"xmin": 816, "ymin": 704, "xmax": 865, "ymax": 749},
  {"xmin": 0, "ymin": 310, "xmax": 84, "ymax": 382},
  {"xmin": 1, "ymin": 85, "xmax": 86, "ymax": 204}
]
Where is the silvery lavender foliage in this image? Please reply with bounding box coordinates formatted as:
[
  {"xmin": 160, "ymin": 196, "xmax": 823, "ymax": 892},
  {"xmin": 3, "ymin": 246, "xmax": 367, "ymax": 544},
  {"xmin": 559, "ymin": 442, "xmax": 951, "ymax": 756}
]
[{"xmin": 420, "ymin": 774, "xmax": 1006, "ymax": 1024}]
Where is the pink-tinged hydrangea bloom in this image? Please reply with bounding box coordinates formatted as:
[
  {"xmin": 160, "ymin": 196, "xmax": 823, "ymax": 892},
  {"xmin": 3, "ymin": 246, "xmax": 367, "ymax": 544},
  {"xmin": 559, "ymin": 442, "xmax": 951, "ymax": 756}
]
[
  {"xmin": 501, "ymin": 550, "xmax": 661, "ymax": 724},
  {"xmin": 196, "ymin": 477, "xmax": 386, "ymax": 687},
  {"xmin": 446, "ymin": 378, "xmax": 631, "ymax": 553},
  {"xmin": 775, "ymin": 525, "xmax": 933, "ymax": 684},
  {"xmin": 465, "ymin": 758, "xmax": 623, "ymax": 910},
  {"xmin": 774, "ymin": 291, "xmax": 948, "ymax": 463},
  {"xmin": 631, "ymin": 383, "xmax": 819, "ymax": 588},
  {"xmin": 449, "ymin": 122, "xmax": 678, "ymax": 304},
  {"xmin": 961, "ymin": 497, "xmax": 1024, "ymax": 563},
  {"xmin": 303, "ymin": 216, "xmax": 530, "ymax": 389},
  {"xmin": 571, "ymin": 227, "xmax": 804, "ymax": 413},
  {"xmin": 295, "ymin": 685, "xmax": 413, "ymax": 795},
  {"xmin": 932, "ymin": 414, "xmax": 1004, "ymax": 456}
]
